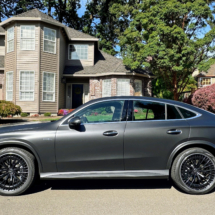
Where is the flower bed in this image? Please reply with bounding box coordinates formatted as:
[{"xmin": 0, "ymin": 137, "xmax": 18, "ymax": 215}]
[{"xmin": 58, "ymin": 109, "xmax": 75, "ymax": 116}]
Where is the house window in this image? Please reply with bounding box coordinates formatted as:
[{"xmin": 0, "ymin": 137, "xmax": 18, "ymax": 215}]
[
  {"xmin": 20, "ymin": 25, "xmax": 35, "ymax": 50},
  {"xmin": 7, "ymin": 27, "xmax": 14, "ymax": 53},
  {"xmin": 43, "ymin": 72, "xmax": 55, "ymax": 102},
  {"xmin": 20, "ymin": 71, "xmax": 35, "ymax": 101},
  {"xmin": 68, "ymin": 44, "xmax": 88, "ymax": 60},
  {"xmin": 117, "ymin": 79, "xmax": 130, "ymax": 96},
  {"xmin": 44, "ymin": 27, "xmax": 56, "ymax": 54},
  {"xmin": 6, "ymin": 71, "xmax": 13, "ymax": 101},
  {"xmin": 134, "ymin": 79, "xmax": 142, "ymax": 96},
  {"xmin": 200, "ymin": 78, "xmax": 211, "ymax": 87},
  {"xmin": 102, "ymin": 79, "xmax": 111, "ymax": 97}
]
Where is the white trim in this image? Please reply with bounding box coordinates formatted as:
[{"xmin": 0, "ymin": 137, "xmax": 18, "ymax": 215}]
[
  {"xmin": 43, "ymin": 27, "xmax": 56, "ymax": 54},
  {"xmin": 19, "ymin": 70, "xmax": 35, "ymax": 101},
  {"xmin": 68, "ymin": 44, "xmax": 88, "ymax": 60},
  {"xmin": 199, "ymin": 77, "xmax": 212, "ymax": 87},
  {"xmin": 6, "ymin": 71, "xmax": 13, "ymax": 101},
  {"xmin": 69, "ymin": 38, "xmax": 99, "ymax": 41},
  {"xmin": 7, "ymin": 26, "xmax": 14, "ymax": 53},
  {"xmin": 20, "ymin": 25, "xmax": 35, "ymax": 51},
  {"xmin": 42, "ymin": 71, "xmax": 56, "ymax": 102}
]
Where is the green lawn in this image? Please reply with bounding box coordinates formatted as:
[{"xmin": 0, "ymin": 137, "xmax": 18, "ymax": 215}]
[{"xmin": 86, "ymin": 115, "xmax": 113, "ymax": 122}]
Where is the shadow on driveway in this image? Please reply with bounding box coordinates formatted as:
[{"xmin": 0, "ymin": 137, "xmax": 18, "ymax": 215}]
[
  {"xmin": 0, "ymin": 119, "xmax": 29, "ymax": 125},
  {"xmin": 24, "ymin": 179, "xmax": 173, "ymax": 195}
]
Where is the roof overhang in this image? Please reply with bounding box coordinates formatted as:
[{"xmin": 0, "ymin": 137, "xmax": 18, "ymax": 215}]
[
  {"xmin": 0, "ymin": 68, "xmax": 4, "ymax": 70},
  {"xmin": 63, "ymin": 72, "xmax": 155, "ymax": 78},
  {"xmin": 0, "ymin": 33, "xmax": 5, "ymax": 35}
]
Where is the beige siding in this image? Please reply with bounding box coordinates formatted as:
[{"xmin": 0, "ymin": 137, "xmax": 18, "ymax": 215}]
[
  {"xmin": 212, "ymin": 78, "xmax": 215, "ymax": 84},
  {"xmin": 40, "ymin": 23, "xmax": 59, "ymax": 113},
  {"xmin": 16, "ymin": 22, "xmax": 39, "ymax": 112},
  {"xmin": 65, "ymin": 41, "xmax": 94, "ymax": 67},
  {"xmin": 0, "ymin": 35, "xmax": 5, "ymax": 56},
  {"xmin": 58, "ymin": 30, "xmax": 66, "ymax": 109},
  {"xmin": 4, "ymin": 24, "xmax": 16, "ymax": 102}
]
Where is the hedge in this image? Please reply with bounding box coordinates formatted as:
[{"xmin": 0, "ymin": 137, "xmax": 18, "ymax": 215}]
[{"xmin": 0, "ymin": 101, "xmax": 22, "ymax": 117}]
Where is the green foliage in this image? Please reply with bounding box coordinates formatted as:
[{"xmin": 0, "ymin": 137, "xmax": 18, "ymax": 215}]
[
  {"xmin": 21, "ymin": 112, "xmax": 29, "ymax": 117},
  {"xmin": 113, "ymin": 0, "xmax": 215, "ymax": 100},
  {"xmin": 44, "ymin": 112, "xmax": 51, "ymax": 117},
  {"xmin": 101, "ymin": 111, "xmax": 107, "ymax": 115},
  {"xmin": 0, "ymin": 101, "xmax": 22, "ymax": 117}
]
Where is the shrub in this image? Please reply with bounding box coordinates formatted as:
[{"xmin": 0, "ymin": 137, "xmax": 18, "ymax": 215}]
[
  {"xmin": 31, "ymin": 114, "xmax": 39, "ymax": 117},
  {"xmin": 21, "ymin": 112, "xmax": 29, "ymax": 117},
  {"xmin": 183, "ymin": 94, "xmax": 193, "ymax": 105},
  {"xmin": 192, "ymin": 84, "xmax": 215, "ymax": 113},
  {"xmin": 68, "ymin": 109, "xmax": 75, "ymax": 113},
  {"xmin": 134, "ymin": 109, "xmax": 139, "ymax": 113},
  {"xmin": 101, "ymin": 111, "xmax": 107, "ymax": 115},
  {"xmin": 44, "ymin": 112, "xmax": 51, "ymax": 117},
  {"xmin": 0, "ymin": 101, "xmax": 22, "ymax": 117},
  {"xmin": 58, "ymin": 109, "xmax": 71, "ymax": 116}
]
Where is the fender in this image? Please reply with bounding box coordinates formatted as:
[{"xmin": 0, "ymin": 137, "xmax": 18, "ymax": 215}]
[
  {"xmin": 0, "ymin": 140, "xmax": 43, "ymax": 172},
  {"xmin": 167, "ymin": 140, "xmax": 215, "ymax": 169}
]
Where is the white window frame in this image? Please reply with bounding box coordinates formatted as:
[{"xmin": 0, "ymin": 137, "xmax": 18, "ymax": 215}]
[
  {"xmin": 7, "ymin": 26, "xmax": 14, "ymax": 53},
  {"xmin": 43, "ymin": 27, "xmax": 56, "ymax": 54},
  {"xmin": 42, "ymin": 71, "xmax": 56, "ymax": 102},
  {"xmin": 200, "ymin": 77, "xmax": 212, "ymax": 87},
  {"xmin": 134, "ymin": 79, "xmax": 142, "ymax": 96},
  {"xmin": 19, "ymin": 71, "xmax": 35, "ymax": 101},
  {"xmin": 6, "ymin": 71, "xmax": 13, "ymax": 101},
  {"xmin": 68, "ymin": 44, "xmax": 88, "ymax": 60},
  {"xmin": 102, "ymin": 79, "xmax": 111, "ymax": 97},
  {"xmin": 20, "ymin": 25, "xmax": 35, "ymax": 50},
  {"xmin": 117, "ymin": 79, "xmax": 130, "ymax": 96}
]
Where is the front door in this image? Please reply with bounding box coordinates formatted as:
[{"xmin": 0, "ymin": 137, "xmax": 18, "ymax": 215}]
[
  {"xmin": 124, "ymin": 100, "xmax": 190, "ymax": 171},
  {"xmin": 72, "ymin": 84, "xmax": 83, "ymax": 108},
  {"xmin": 56, "ymin": 100, "xmax": 127, "ymax": 172}
]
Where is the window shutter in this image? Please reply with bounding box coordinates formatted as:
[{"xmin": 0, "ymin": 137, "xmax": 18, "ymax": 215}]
[
  {"xmin": 117, "ymin": 79, "xmax": 130, "ymax": 96},
  {"xmin": 102, "ymin": 79, "xmax": 111, "ymax": 97}
]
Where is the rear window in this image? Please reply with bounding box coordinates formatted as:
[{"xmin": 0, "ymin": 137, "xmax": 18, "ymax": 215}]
[
  {"xmin": 167, "ymin": 105, "xmax": 182, "ymax": 119},
  {"xmin": 178, "ymin": 107, "xmax": 196, "ymax": 119}
]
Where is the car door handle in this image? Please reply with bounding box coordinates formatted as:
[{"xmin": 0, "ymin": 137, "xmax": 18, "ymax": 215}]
[
  {"xmin": 103, "ymin": 130, "xmax": 118, "ymax": 136},
  {"xmin": 167, "ymin": 129, "xmax": 182, "ymax": 135}
]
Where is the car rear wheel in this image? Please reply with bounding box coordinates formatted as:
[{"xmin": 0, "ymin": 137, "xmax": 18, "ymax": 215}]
[
  {"xmin": 0, "ymin": 147, "xmax": 35, "ymax": 196},
  {"xmin": 171, "ymin": 147, "xmax": 215, "ymax": 194}
]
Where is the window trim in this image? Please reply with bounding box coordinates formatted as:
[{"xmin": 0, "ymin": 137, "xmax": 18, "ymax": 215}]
[
  {"xmin": 43, "ymin": 27, "xmax": 56, "ymax": 54},
  {"xmin": 19, "ymin": 70, "xmax": 35, "ymax": 101},
  {"xmin": 199, "ymin": 77, "xmax": 212, "ymax": 87},
  {"xmin": 20, "ymin": 25, "xmax": 35, "ymax": 51},
  {"xmin": 7, "ymin": 26, "xmax": 14, "ymax": 53},
  {"xmin": 6, "ymin": 71, "xmax": 13, "ymax": 101},
  {"xmin": 42, "ymin": 71, "xmax": 56, "ymax": 102},
  {"xmin": 68, "ymin": 44, "xmax": 89, "ymax": 60}
]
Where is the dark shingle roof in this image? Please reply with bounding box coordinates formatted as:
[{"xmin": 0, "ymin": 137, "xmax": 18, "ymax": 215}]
[
  {"xmin": 64, "ymin": 51, "xmax": 153, "ymax": 77},
  {"xmin": 0, "ymin": 56, "xmax": 4, "ymax": 68},
  {"xmin": 0, "ymin": 26, "xmax": 5, "ymax": 33}
]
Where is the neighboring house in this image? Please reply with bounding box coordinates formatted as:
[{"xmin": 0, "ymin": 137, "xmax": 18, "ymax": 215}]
[
  {"xmin": 193, "ymin": 64, "xmax": 215, "ymax": 88},
  {"xmin": 0, "ymin": 9, "xmax": 154, "ymax": 114}
]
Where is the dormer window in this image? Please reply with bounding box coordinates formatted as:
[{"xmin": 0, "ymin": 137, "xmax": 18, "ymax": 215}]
[
  {"xmin": 68, "ymin": 44, "xmax": 88, "ymax": 60},
  {"xmin": 20, "ymin": 25, "xmax": 35, "ymax": 50},
  {"xmin": 7, "ymin": 27, "xmax": 14, "ymax": 53},
  {"xmin": 44, "ymin": 27, "xmax": 56, "ymax": 54}
]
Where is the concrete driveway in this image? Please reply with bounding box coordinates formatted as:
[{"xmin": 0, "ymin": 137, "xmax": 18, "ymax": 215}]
[{"xmin": 1, "ymin": 179, "xmax": 214, "ymax": 215}]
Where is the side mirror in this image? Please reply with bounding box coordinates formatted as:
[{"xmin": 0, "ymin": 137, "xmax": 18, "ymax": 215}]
[{"xmin": 69, "ymin": 116, "xmax": 81, "ymax": 128}]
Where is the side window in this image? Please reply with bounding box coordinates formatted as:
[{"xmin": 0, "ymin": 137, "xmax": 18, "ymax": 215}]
[
  {"xmin": 178, "ymin": 107, "xmax": 196, "ymax": 119},
  {"xmin": 167, "ymin": 105, "xmax": 182, "ymax": 119},
  {"xmin": 133, "ymin": 100, "xmax": 165, "ymax": 121},
  {"xmin": 74, "ymin": 100, "xmax": 125, "ymax": 123}
]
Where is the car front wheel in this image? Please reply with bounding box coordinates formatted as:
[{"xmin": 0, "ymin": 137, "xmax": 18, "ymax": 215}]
[
  {"xmin": 171, "ymin": 147, "xmax": 215, "ymax": 194},
  {"xmin": 0, "ymin": 147, "xmax": 35, "ymax": 196}
]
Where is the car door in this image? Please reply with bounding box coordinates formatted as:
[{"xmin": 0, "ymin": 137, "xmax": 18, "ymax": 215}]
[
  {"xmin": 124, "ymin": 100, "xmax": 190, "ymax": 171},
  {"xmin": 56, "ymin": 100, "xmax": 127, "ymax": 172}
]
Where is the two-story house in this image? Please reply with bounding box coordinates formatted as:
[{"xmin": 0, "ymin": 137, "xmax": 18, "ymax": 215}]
[{"xmin": 0, "ymin": 9, "xmax": 154, "ymax": 114}]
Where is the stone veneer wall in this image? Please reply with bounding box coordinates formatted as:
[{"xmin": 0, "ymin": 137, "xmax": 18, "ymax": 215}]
[{"xmin": 89, "ymin": 75, "xmax": 152, "ymax": 100}]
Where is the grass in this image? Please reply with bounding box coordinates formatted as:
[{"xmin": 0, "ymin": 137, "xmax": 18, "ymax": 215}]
[
  {"xmin": 86, "ymin": 115, "xmax": 113, "ymax": 122},
  {"xmin": 32, "ymin": 118, "xmax": 61, "ymax": 122}
]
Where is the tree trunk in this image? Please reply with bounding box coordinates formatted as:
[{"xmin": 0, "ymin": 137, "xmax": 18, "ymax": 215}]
[{"xmin": 173, "ymin": 91, "xmax": 179, "ymax": 101}]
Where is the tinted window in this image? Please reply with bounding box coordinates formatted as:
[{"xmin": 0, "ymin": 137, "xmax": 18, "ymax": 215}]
[
  {"xmin": 133, "ymin": 101, "xmax": 165, "ymax": 121},
  {"xmin": 73, "ymin": 100, "xmax": 125, "ymax": 123},
  {"xmin": 178, "ymin": 107, "xmax": 196, "ymax": 119},
  {"xmin": 167, "ymin": 105, "xmax": 182, "ymax": 119}
]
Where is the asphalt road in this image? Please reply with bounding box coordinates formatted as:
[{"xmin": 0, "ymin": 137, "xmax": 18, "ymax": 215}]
[{"xmin": 0, "ymin": 179, "xmax": 215, "ymax": 215}]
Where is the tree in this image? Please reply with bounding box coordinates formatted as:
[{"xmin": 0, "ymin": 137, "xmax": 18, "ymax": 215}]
[
  {"xmin": 0, "ymin": 0, "xmax": 14, "ymax": 22},
  {"xmin": 114, "ymin": 0, "xmax": 215, "ymax": 100},
  {"xmin": 0, "ymin": 101, "xmax": 22, "ymax": 118}
]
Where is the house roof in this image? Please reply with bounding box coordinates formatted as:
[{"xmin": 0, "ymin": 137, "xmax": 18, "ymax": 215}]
[
  {"xmin": 63, "ymin": 50, "xmax": 154, "ymax": 78},
  {"xmin": 197, "ymin": 63, "xmax": 215, "ymax": 77},
  {"xmin": 0, "ymin": 56, "xmax": 4, "ymax": 68},
  {"xmin": 0, "ymin": 9, "xmax": 98, "ymax": 41}
]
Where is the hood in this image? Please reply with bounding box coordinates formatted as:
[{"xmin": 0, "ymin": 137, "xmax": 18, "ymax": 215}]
[{"xmin": 0, "ymin": 122, "xmax": 50, "ymax": 134}]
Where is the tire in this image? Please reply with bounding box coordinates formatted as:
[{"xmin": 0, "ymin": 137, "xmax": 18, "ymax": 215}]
[
  {"xmin": 0, "ymin": 147, "xmax": 35, "ymax": 196},
  {"xmin": 171, "ymin": 147, "xmax": 215, "ymax": 195}
]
